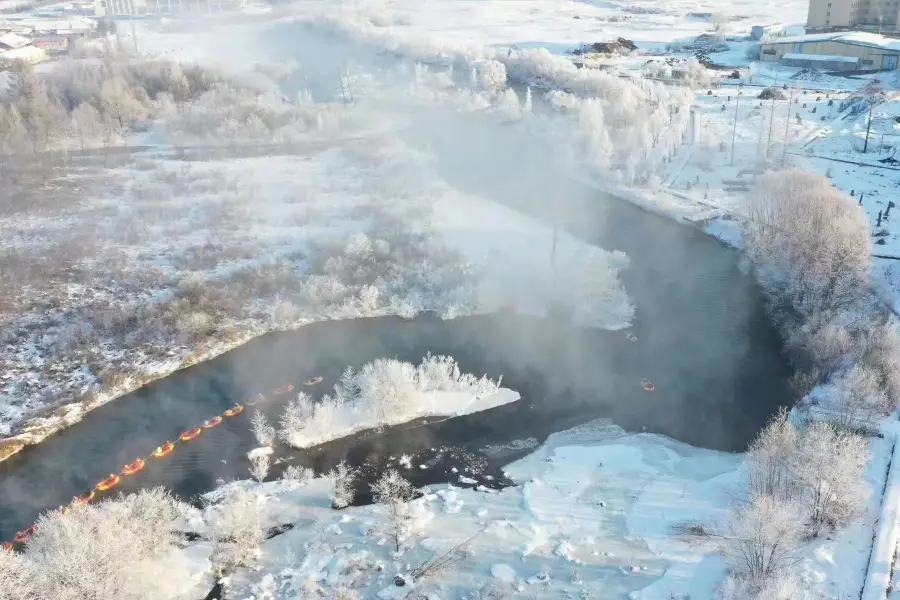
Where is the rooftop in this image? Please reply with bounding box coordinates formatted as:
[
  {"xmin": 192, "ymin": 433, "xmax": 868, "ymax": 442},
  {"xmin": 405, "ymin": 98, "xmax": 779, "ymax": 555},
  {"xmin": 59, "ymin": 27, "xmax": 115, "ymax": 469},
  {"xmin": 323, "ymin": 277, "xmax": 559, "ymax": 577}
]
[
  {"xmin": 766, "ymin": 31, "xmax": 900, "ymax": 51},
  {"xmin": 781, "ymin": 52, "xmax": 860, "ymax": 63}
]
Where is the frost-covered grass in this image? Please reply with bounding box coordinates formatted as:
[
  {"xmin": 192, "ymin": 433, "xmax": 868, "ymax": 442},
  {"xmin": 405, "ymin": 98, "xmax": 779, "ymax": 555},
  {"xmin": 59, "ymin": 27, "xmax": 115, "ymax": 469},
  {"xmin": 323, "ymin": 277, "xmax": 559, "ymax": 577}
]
[
  {"xmin": 0, "ymin": 94, "xmax": 632, "ymax": 441},
  {"xmin": 279, "ymin": 354, "xmax": 518, "ymax": 449}
]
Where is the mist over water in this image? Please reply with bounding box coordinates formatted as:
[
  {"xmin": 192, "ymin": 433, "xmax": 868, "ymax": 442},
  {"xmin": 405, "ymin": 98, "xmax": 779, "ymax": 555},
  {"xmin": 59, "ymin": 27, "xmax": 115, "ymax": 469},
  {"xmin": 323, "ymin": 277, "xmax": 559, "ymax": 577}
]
[{"xmin": 0, "ymin": 15, "xmax": 793, "ymax": 542}]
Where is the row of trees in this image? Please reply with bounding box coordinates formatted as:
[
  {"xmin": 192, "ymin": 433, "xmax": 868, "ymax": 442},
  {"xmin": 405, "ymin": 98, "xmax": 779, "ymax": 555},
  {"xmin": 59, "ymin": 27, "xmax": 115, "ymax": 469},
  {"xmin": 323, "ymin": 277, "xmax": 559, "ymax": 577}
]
[
  {"xmin": 730, "ymin": 169, "xmax": 900, "ymax": 597},
  {"xmin": 312, "ymin": 11, "xmax": 695, "ymax": 186},
  {"xmin": 0, "ymin": 56, "xmax": 220, "ymax": 155},
  {"xmin": 744, "ymin": 170, "xmax": 900, "ymax": 429}
]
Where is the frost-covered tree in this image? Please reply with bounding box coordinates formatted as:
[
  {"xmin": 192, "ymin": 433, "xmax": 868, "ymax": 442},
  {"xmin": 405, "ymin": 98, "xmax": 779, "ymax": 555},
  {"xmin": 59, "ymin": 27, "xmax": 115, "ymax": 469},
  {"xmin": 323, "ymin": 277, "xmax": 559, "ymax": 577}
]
[
  {"xmin": 282, "ymin": 464, "xmax": 314, "ymax": 483},
  {"xmin": 279, "ymin": 392, "xmax": 314, "ymax": 443},
  {"xmin": 828, "ymin": 364, "xmax": 890, "ymax": 430},
  {"xmin": 478, "ymin": 60, "xmax": 507, "ymax": 91},
  {"xmin": 523, "ymin": 85, "xmax": 533, "ymax": 113},
  {"xmin": 250, "ymin": 409, "xmax": 275, "ymax": 447},
  {"xmin": 0, "ymin": 544, "xmax": 36, "ymax": 600},
  {"xmin": 860, "ymin": 320, "xmax": 900, "ymax": 403},
  {"xmin": 24, "ymin": 488, "xmax": 193, "ymax": 600},
  {"xmin": 726, "ymin": 494, "xmax": 804, "ymax": 587},
  {"xmin": 372, "ymin": 469, "xmax": 417, "ymax": 552},
  {"xmin": 249, "ymin": 451, "xmax": 270, "ymax": 483},
  {"xmin": 746, "ymin": 408, "xmax": 800, "ymax": 502},
  {"xmin": 744, "ymin": 170, "xmax": 872, "ymax": 329},
  {"xmin": 208, "ymin": 487, "xmax": 266, "ymax": 574},
  {"xmin": 100, "ymin": 76, "xmax": 146, "ymax": 130},
  {"xmin": 71, "ymin": 102, "xmax": 102, "ymax": 151},
  {"xmin": 795, "ymin": 422, "xmax": 869, "ymax": 531},
  {"xmin": 330, "ymin": 460, "xmax": 357, "ymax": 509}
]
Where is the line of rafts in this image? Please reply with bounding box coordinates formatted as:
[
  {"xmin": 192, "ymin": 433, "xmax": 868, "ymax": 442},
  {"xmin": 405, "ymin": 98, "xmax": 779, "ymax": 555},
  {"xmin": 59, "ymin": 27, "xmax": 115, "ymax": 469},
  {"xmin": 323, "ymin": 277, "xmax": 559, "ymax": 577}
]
[{"xmin": 3, "ymin": 379, "xmax": 324, "ymax": 550}]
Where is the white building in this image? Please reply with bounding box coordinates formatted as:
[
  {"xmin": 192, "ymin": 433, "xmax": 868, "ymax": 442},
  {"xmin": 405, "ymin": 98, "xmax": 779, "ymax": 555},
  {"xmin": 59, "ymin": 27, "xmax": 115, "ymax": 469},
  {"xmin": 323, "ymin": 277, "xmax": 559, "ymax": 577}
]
[{"xmin": 807, "ymin": 0, "xmax": 900, "ymax": 33}]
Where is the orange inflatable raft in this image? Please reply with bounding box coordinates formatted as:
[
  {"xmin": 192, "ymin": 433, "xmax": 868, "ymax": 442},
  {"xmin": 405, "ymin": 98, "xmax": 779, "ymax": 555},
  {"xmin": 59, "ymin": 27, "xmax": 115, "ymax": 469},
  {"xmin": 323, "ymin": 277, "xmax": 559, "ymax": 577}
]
[
  {"xmin": 273, "ymin": 384, "xmax": 294, "ymax": 395},
  {"xmin": 122, "ymin": 458, "xmax": 145, "ymax": 476},
  {"xmin": 96, "ymin": 473, "xmax": 120, "ymax": 491},
  {"xmin": 152, "ymin": 442, "xmax": 175, "ymax": 458},
  {"xmin": 303, "ymin": 376, "xmax": 323, "ymax": 386},
  {"xmin": 1, "ymin": 542, "xmax": 12, "ymax": 551},
  {"xmin": 73, "ymin": 491, "xmax": 95, "ymax": 504},
  {"xmin": 223, "ymin": 404, "xmax": 244, "ymax": 417},
  {"xmin": 641, "ymin": 379, "xmax": 655, "ymax": 392},
  {"xmin": 203, "ymin": 416, "xmax": 223, "ymax": 429},
  {"xmin": 13, "ymin": 531, "xmax": 28, "ymax": 543},
  {"xmin": 180, "ymin": 427, "xmax": 202, "ymax": 442}
]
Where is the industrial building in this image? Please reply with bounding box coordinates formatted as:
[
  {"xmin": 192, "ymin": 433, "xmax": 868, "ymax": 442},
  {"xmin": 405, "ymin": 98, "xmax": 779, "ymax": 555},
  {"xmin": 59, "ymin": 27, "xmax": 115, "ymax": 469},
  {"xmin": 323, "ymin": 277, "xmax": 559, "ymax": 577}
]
[
  {"xmin": 807, "ymin": 0, "xmax": 900, "ymax": 33},
  {"xmin": 759, "ymin": 31, "xmax": 900, "ymax": 71},
  {"xmin": 93, "ymin": 0, "xmax": 243, "ymax": 17}
]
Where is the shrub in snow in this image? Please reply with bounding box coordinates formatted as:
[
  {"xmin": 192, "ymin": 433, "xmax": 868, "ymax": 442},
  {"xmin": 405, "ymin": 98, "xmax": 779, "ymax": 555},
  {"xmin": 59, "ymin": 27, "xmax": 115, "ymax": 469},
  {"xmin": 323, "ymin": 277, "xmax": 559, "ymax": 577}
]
[
  {"xmin": 0, "ymin": 542, "xmax": 35, "ymax": 600},
  {"xmin": 301, "ymin": 231, "xmax": 475, "ymax": 321},
  {"xmin": 249, "ymin": 451, "xmax": 270, "ymax": 483},
  {"xmin": 726, "ymin": 493, "xmax": 804, "ymax": 588},
  {"xmin": 859, "ymin": 320, "xmax": 900, "ymax": 403},
  {"xmin": 827, "ymin": 364, "xmax": 891, "ymax": 430},
  {"xmin": 330, "ymin": 460, "xmax": 357, "ymax": 509},
  {"xmin": 477, "ymin": 60, "xmax": 507, "ymax": 91},
  {"xmin": 372, "ymin": 469, "xmax": 417, "ymax": 552},
  {"xmin": 282, "ymin": 464, "xmax": 314, "ymax": 483},
  {"xmin": 250, "ymin": 409, "xmax": 275, "ymax": 447},
  {"xmin": 208, "ymin": 487, "xmax": 266, "ymax": 574},
  {"xmin": 279, "ymin": 391, "xmax": 315, "ymax": 443},
  {"xmin": 746, "ymin": 408, "xmax": 800, "ymax": 503},
  {"xmin": 11, "ymin": 488, "xmax": 193, "ymax": 600},
  {"xmin": 795, "ymin": 421, "xmax": 869, "ymax": 531}
]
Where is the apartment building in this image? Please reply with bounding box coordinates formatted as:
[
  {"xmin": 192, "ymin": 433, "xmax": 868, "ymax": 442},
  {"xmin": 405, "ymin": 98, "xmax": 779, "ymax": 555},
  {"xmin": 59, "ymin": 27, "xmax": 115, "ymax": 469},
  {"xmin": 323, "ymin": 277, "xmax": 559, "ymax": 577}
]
[{"xmin": 808, "ymin": 0, "xmax": 900, "ymax": 32}]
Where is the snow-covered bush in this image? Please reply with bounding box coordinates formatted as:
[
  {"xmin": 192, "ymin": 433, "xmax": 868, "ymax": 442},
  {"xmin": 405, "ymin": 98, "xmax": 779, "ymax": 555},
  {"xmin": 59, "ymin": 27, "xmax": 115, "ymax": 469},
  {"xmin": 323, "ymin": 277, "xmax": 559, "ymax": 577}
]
[
  {"xmin": 18, "ymin": 488, "xmax": 193, "ymax": 600},
  {"xmin": 282, "ymin": 464, "xmax": 314, "ymax": 483},
  {"xmin": 208, "ymin": 487, "xmax": 267, "ymax": 574},
  {"xmin": 279, "ymin": 392, "xmax": 315, "ymax": 444},
  {"xmin": 280, "ymin": 354, "xmax": 503, "ymax": 448},
  {"xmin": 746, "ymin": 408, "xmax": 799, "ymax": 503},
  {"xmin": 249, "ymin": 451, "xmax": 271, "ymax": 483},
  {"xmin": 250, "ymin": 410, "xmax": 275, "ymax": 447},
  {"xmin": 796, "ymin": 421, "xmax": 869, "ymax": 530},
  {"xmin": 371, "ymin": 469, "xmax": 417, "ymax": 551},
  {"xmin": 725, "ymin": 493, "xmax": 804, "ymax": 588},
  {"xmin": 477, "ymin": 60, "xmax": 507, "ymax": 91},
  {"xmin": 744, "ymin": 170, "xmax": 872, "ymax": 332},
  {"xmin": 330, "ymin": 460, "xmax": 357, "ymax": 509},
  {"xmin": 859, "ymin": 320, "xmax": 900, "ymax": 403},
  {"xmin": 301, "ymin": 230, "xmax": 476, "ymax": 321},
  {"xmin": 827, "ymin": 364, "xmax": 891, "ymax": 430}
]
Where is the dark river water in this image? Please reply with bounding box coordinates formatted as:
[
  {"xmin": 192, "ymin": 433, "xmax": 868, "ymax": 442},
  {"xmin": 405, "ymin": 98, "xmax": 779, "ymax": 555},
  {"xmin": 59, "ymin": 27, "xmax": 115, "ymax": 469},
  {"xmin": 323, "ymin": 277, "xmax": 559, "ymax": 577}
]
[{"xmin": 0, "ymin": 23, "xmax": 793, "ymax": 542}]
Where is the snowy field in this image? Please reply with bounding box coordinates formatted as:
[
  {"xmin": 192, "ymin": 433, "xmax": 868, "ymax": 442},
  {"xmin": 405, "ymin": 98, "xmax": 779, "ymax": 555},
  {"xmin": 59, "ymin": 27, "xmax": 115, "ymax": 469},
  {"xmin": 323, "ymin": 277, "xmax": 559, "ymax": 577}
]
[{"xmin": 0, "ymin": 123, "xmax": 632, "ymax": 443}]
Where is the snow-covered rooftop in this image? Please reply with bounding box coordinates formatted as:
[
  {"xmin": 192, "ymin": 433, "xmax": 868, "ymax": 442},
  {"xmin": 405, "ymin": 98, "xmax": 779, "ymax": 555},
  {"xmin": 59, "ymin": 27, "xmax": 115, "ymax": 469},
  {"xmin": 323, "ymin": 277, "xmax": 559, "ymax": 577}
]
[
  {"xmin": 782, "ymin": 52, "xmax": 860, "ymax": 63},
  {"xmin": 767, "ymin": 30, "xmax": 900, "ymax": 51},
  {"xmin": 0, "ymin": 31, "xmax": 30, "ymax": 49}
]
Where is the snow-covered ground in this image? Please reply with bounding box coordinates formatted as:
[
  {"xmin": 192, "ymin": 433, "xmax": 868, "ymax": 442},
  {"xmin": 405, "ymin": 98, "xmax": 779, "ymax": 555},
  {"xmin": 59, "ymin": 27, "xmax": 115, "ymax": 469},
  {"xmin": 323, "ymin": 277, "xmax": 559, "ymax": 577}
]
[
  {"xmin": 0, "ymin": 123, "xmax": 632, "ymax": 445},
  {"xmin": 190, "ymin": 419, "xmax": 890, "ymax": 600}
]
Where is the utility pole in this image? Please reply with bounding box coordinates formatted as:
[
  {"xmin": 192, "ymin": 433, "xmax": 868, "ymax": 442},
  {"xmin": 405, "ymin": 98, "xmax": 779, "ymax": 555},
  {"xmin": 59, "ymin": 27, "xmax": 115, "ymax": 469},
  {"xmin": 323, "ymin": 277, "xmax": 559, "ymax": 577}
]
[
  {"xmin": 863, "ymin": 79, "xmax": 881, "ymax": 154},
  {"xmin": 730, "ymin": 84, "xmax": 743, "ymax": 167},
  {"xmin": 765, "ymin": 69, "xmax": 779, "ymax": 158},
  {"xmin": 781, "ymin": 83, "xmax": 795, "ymax": 166},
  {"xmin": 863, "ymin": 100, "xmax": 874, "ymax": 153}
]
